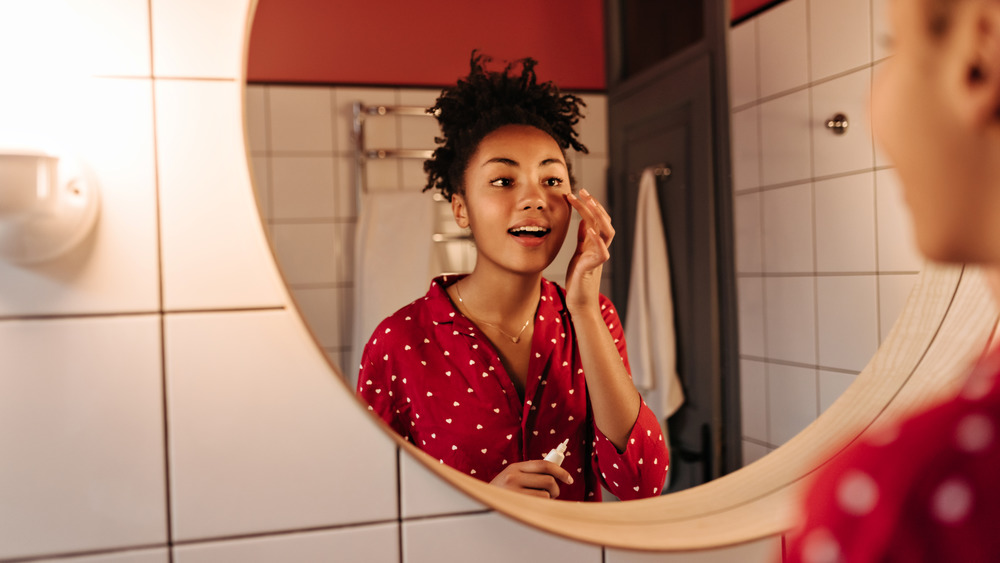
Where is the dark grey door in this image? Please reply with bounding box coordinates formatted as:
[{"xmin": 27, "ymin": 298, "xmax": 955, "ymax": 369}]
[{"xmin": 607, "ymin": 0, "xmax": 739, "ymax": 493}]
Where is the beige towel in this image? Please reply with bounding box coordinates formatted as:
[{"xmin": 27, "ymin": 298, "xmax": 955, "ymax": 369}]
[
  {"xmin": 350, "ymin": 191, "xmax": 435, "ymax": 387},
  {"xmin": 624, "ymin": 168, "xmax": 685, "ymax": 421}
]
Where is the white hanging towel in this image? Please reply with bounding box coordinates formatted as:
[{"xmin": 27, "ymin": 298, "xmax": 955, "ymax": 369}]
[
  {"xmin": 624, "ymin": 168, "xmax": 685, "ymax": 422},
  {"xmin": 350, "ymin": 190, "xmax": 435, "ymax": 388}
]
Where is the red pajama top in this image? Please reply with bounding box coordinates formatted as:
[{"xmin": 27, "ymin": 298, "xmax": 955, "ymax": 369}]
[
  {"xmin": 785, "ymin": 346, "xmax": 1000, "ymax": 562},
  {"xmin": 357, "ymin": 275, "xmax": 669, "ymax": 502}
]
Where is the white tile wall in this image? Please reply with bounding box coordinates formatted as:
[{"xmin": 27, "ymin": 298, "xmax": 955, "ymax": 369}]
[
  {"xmin": 164, "ymin": 309, "xmax": 397, "ymax": 541},
  {"xmin": 2, "ymin": 0, "xmax": 916, "ymax": 561},
  {"xmin": 151, "ymin": 0, "xmax": 250, "ymax": 79},
  {"xmin": 728, "ymin": 20, "xmax": 758, "ymax": 108},
  {"xmin": 156, "ymin": 79, "xmax": 285, "ymax": 311},
  {"xmin": 814, "ymin": 173, "xmax": 876, "ymax": 272},
  {"xmin": 606, "ymin": 536, "xmax": 781, "ymax": 562},
  {"xmin": 172, "ymin": 524, "xmax": 399, "ymax": 563},
  {"xmin": 731, "ymin": 0, "xmax": 922, "ymax": 461},
  {"xmin": 402, "ymin": 512, "xmax": 603, "ymax": 563},
  {"xmin": 0, "ymin": 77, "xmax": 160, "ymax": 317},
  {"xmin": 400, "ymin": 451, "xmax": 487, "ymax": 519},
  {"xmin": 767, "ymin": 363, "xmax": 819, "ymax": 445},
  {"xmin": 757, "ymin": 0, "xmax": 809, "ymax": 98},
  {"xmin": 808, "ymin": 0, "xmax": 871, "ymax": 81},
  {"xmin": 761, "ymin": 184, "xmax": 813, "ymax": 273},
  {"xmin": 0, "ymin": 316, "xmax": 166, "ymax": 560},
  {"xmin": 35, "ymin": 549, "xmax": 169, "ymax": 563}
]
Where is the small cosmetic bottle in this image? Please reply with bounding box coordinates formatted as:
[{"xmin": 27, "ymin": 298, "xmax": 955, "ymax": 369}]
[{"xmin": 543, "ymin": 438, "xmax": 570, "ymax": 466}]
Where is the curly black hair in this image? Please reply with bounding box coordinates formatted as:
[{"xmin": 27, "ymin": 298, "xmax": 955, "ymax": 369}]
[{"xmin": 423, "ymin": 51, "xmax": 589, "ymax": 202}]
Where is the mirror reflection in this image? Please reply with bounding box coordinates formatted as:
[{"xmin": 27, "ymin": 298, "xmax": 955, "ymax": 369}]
[{"xmin": 245, "ymin": 0, "xmax": 923, "ymax": 501}]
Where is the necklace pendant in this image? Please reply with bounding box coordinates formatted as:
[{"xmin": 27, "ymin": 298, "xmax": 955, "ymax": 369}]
[{"xmin": 511, "ymin": 336, "xmax": 520, "ymax": 344}]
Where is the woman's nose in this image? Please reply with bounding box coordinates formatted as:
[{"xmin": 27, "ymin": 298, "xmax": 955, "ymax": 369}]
[{"xmin": 519, "ymin": 182, "xmax": 546, "ymax": 210}]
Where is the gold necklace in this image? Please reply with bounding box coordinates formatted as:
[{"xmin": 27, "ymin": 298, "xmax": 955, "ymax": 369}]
[{"xmin": 454, "ymin": 282, "xmax": 532, "ymax": 344}]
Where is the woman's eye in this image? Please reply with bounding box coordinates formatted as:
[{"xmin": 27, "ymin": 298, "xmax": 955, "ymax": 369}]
[
  {"xmin": 544, "ymin": 177, "xmax": 564, "ymax": 187},
  {"xmin": 490, "ymin": 177, "xmax": 513, "ymax": 187}
]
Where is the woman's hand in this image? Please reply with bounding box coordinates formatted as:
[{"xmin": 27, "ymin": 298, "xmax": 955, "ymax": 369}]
[
  {"xmin": 489, "ymin": 460, "xmax": 574, "ymax": 499},
  {"xmin": 564, "ymin": 189, "xmax": 615, "ymax": 314}
]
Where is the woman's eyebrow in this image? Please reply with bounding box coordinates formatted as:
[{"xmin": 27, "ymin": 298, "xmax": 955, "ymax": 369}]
[
  {"xmin": 480, "ymin": 156, "xmax": 566, "ymax": 167},
  {"xmin": 482, "ymin": 157, "xmax": 519, "ymax": 167}
]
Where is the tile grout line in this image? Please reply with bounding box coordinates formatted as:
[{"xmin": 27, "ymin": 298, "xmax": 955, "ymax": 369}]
[{"xmin": 146, "ymin": 0, "xmax": 175, "ymax": 560}]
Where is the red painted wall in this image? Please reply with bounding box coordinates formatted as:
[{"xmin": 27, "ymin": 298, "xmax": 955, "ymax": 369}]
[
  {"xmin": 731, "ymin": 0, "xmax": 783, "ymax": 22},
  {"xmin": 246, "ymin": 0, "xmax": 606, "ymax": 90}
]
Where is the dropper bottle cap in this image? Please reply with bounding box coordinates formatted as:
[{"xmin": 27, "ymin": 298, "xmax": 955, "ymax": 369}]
[{"xmin": 543, "ymin": 438, "xmax": 570, "ymax": 466}]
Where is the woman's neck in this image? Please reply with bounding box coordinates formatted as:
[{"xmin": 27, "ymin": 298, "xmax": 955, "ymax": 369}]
[{"xmin": 456, "ymin": 268, "xmax": 543, "ymax": 323}]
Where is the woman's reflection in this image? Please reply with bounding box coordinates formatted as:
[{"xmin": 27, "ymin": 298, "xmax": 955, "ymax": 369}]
[{"xmin": 356, "ymin": 52, "xmax": 668, "ymax": 501}]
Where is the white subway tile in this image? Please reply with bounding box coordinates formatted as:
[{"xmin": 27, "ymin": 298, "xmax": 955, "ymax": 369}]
[
  {"xmin": 270, "ymin": 223, "xmax": 346, "ymax": 285},
  {"xmin": 872, "ymin": 62, "xmax": 893, "ymax": 167},
  {"xmin": 0, "ymin": 316, "xmax": 165, "ymax": 560},
  {"xmin": 402, "ymin": 159, "xmax": 429, "ymax": 192},
  {"xmin": 872, "ymin": 0, "xmax": 893, "ymax": 61},
  {"xmin": 249, "ymin": 154, "xmax": 271, "ymax": 221},
  {"xmin": 757, "ymin": 0, "xmax": 809, "ymax": 97},
  {"xmin": 731, "ymin": 105, "xmax": 761, "ymax": 191},
  {"xmin": 576, "ymin": 93, "xmax": 609, "ymax": 156},
  {"xmin": 759, "ymin": 89, "xmax": 812, "ymax": 186},
  {"xmin": 398, "ymin": 88, "xmax": 442, "ymax": 109},
  {"xmin": 811, "ymin": 69, "xmax": 874, "ymax": 177},
  {"xmin": 875, "ymin": 168, "xmax": 923, "ymax": 272},
  {"xmin": 268, "ymin": 86, "xmax": 335, "ymax": 153},
  {"xmin": 809, "ymin": 0, "xmax": 872, "ymax": 81},
  {"xmin": 819, "ymin": 369, "xmax": 858, "ymax": 413},
  {"xmin": 290, "ymin": 286, "xmax": 351, "ymax": 349},
  {"xmin": 728, "ymin": 19, "xmax": 758, "ymax": 107},
  {"xmin": 33, "ymin": 549, "xmax": 169, "ymax": 563},
  {"xmin": 155, "ymin": 79, "xmax": 284, "ymax": 311},
  {"xmin": 575, "ymin": 155, "xmax": 609, "ymax": 206},
  {"xmin": 817, "ymin": 275, "xmax": 879, "ymax": 372},
  {"xmin": 403, "ymin": 513, "xmax": 601, "ymax": 563},
  {"xmin": 270, "ymin": 156, "xmax": 338, "ymax": 220},
  {"xmin": 814, "ymin": 173, "xmax": 876, "ymax": 272},
  {"xmin": 734, "ymin": 191, "xmax": 762, "ymax": 273},
  {"xmin": 173, "ymin": 524, "xmax": 398, "ymax": 563},
  {"xmin": 0, "ymin": 1, "xmax": 150, "ymax": 79},
  {"xmin": 245, "ymin": 85, "xmax": 268, "ymax": 154},
  {"xmin": 0, "ymin": 77, "xmax": 159, "ymax": 317},
  {"xmin": 165, "ymin": 309, "xmax": 398, "ymax": 541},
  {"xmin": 764, "ymin": 276, "xmax": 816, "ymax": 365},
  {"xmin": 741, "ymin": 360, "xmax": 768, "ymax": 442},
  {"xmin": 400, "ymin": 111, "xmax": 439, "ymax": 151},
  {"xmin": 767, "ymin": 363, "xmax": 818, "ymax": 444},
  {"xmin": 151, "ymin": 0, "xmax": 250, "ymax": 79},
  {"xmin": 336, "ymin": 155, "xmax": 359, "ymax": 219},
  {"xmin": 878, "ymin": 274, "xmax": 919, "ymax": 342},
  {"xmin": 738, "ymin": 277, "xmax": 766, "ymax": 357},
  {"xmin": 761, "ymin": 183, "xmax": 814, "ymax": 273},
  {"xmin": 74, "ymin": 0, "xmax": 152, "ymax": 77},
  {"xmin": 334, "ymin": 87, "xmax": 397, "ymax": 156},
  {"xmin": 365, "ymin": 159, "xmax": 403, "ymax": 191},
  {"xmin": 400, "ymin": 451, "xmax": 486, "ymax": 519},
  {"xmin": 606, "ymin": 536, "xmax": 780, "ymax": 562}
]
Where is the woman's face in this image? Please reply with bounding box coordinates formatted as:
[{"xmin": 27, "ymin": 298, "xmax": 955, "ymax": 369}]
[
  {"xmin": 873, "ymin": 0, "xmax": 1000, "ymax": 262},
  {"xmin": 452, "ymin": 124, "xmax": 572, "ymax": 277}
]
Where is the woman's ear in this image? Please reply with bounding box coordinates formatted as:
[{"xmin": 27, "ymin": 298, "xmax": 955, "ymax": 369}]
[
  {"xmin": 452, "ymin": 193, "xmax": 470, "ymax": 229},
  {"xmin": 950, "ymin": 0, "xmax": 1000, "ymax": 126}
]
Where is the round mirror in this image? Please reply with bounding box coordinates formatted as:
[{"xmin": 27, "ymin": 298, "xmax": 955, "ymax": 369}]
[{"xmin": 239, "ymin": 0, "xmax": 996, "ymax": 551}]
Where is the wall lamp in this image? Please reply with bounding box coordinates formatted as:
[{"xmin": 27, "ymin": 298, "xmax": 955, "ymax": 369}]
[{"xmin": 0, "ymin": 149, "xmax": 100, "ymax": 264}]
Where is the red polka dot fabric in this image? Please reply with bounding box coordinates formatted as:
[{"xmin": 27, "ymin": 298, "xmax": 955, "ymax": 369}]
[
  {"xmin": 357, "ymin": 275, "xmax": 669, "ymax": 501},
  {"xmin": 785, "ymin": 347, "xmax": 1000, "ymax": 562}
]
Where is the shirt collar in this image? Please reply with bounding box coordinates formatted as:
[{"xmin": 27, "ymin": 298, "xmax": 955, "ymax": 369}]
[{"xmin": 425, "ymin": 275, "xmax": 567, "ymax": 329}]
